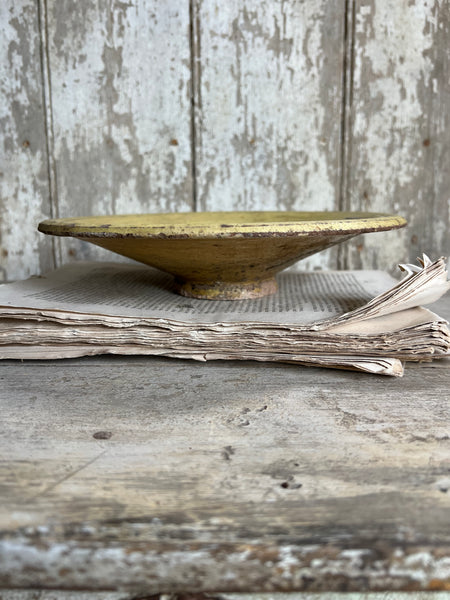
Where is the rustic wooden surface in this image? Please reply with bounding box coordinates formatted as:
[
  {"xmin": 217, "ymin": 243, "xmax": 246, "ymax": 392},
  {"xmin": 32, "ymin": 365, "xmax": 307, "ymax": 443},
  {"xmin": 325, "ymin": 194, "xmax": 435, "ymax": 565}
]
[
  {"xmin": 1, "ymin": 594, "xmax": 450, "ymax": 600},
  {"xmin": 341, "ymin": 0, "xmax": 450, "ymax": 271},
  {"xmin": 1, "ymin": 0, "xmax": 449, "ymax": 281},
  {"xmin": 0, "ymin": 296, "xmax": 449, "ymax": 595},
  {"xmin": 1, "ymin": 593, "xmax": 450, "ymax": 600},
  {"xmin": 42, "ymin": 0, "xmax": 194, "ymax": 267},
  {"xmin": 0, "ymin": 0, "xmax": 54, "ymax": 281},
  {"xmin": 192, "ymin": 0, "xmax": 345, "ymax": 274}
]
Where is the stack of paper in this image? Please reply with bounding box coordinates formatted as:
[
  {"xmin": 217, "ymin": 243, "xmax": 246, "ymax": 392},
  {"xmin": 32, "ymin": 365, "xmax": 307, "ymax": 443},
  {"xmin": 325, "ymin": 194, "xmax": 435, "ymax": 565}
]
[{"xmin": 0, "ymin": 255, "xmax": 448, "ymax": 376}]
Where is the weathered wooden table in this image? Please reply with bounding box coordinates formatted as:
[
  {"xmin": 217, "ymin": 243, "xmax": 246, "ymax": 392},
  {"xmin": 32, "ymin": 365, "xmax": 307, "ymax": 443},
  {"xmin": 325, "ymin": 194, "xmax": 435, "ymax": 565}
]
[{"xmin": 0, "ymin": 297, "xmax": 449, "ymax": 597}]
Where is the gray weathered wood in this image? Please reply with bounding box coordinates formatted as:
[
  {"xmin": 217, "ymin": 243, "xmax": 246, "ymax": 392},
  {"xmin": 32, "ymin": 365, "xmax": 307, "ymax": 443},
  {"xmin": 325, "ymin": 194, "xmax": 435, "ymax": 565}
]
[
  {"xmin": 192, "ymin": 0, "xmax": 346, "ymax": 270},
  {"xmin": 45, "ymin": 0, "xmax": 194, "ymax": 264},
  {"xmin": 1, "ymin": 0, "xmax": 449, "ymax": 281},
  {"xmin": 0, "ymin": 594, "xmax": 127, "ymax": 600},
  {"xmin": 342, "ymin": 0, "xmax": 450, "ymax": 271},
  {"xmin": 0, "ymin": 0, "xmax": 55, "ymax": 282},
  {"xmin": 0, "ymin": 298, "xmax": 449, "ymax": 594},
  {"xmin": 0, "ymin": 0, "xmax": 193, "ymax": 279},
  {"xmin": 1, "ymin": 593, "xmax": 450, "ymax": 600}
]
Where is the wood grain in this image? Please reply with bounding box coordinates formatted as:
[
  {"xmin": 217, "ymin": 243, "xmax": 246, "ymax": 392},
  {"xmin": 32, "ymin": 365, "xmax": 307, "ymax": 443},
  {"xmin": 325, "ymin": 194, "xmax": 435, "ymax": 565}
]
[
  {"xmin": 45, "ymin": 0, "xmax": 194, "ymax": 264},
  {"xmin": 342, "ymin": 0, "xmax": 450, "ymax": 271},
  {"xmin": 1, "ymin": 0, "xmax": 449, "ymax": 280},
  {"xmin": 0, "ymin": 593, "xmax": 449, "ymax": 600},
  {"xmin": 192, "ymin": 0, "xmax": 346, "ymax": 270},
  {"xmin": 0, "ymin": 296, "xmax": 449, "ymax": 592},
  {"xmin": 1, "ymin": 356, "xmax": 450, "ymax": 592},
  {"xmin": 0, "ymin": 0, "xmax": 55, "ymax": 282}
]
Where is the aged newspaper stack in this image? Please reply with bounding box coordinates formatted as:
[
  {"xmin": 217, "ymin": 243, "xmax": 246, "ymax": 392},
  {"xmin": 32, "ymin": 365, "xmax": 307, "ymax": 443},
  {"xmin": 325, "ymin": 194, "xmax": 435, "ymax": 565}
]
[{"xmin": 0, "ymin": 255, "xmax": 448, "ymax": 376}]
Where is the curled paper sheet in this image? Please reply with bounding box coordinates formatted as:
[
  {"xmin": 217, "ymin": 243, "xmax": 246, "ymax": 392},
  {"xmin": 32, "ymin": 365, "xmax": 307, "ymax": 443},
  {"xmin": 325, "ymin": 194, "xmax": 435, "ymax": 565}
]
[
  {"xmin": 316, "ymin": 256, "xmax": 450, "ymax": 329},
  {"xmin": 398, "ymin": 253, "xmax": 433, "ymax": 276}
]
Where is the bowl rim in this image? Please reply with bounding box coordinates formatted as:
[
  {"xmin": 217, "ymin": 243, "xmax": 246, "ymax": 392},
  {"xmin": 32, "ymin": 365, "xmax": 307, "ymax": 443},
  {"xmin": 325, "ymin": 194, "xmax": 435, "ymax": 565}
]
[{"xmin": 38, "ymin": 211, "xmax": 407, "ymax": 239}]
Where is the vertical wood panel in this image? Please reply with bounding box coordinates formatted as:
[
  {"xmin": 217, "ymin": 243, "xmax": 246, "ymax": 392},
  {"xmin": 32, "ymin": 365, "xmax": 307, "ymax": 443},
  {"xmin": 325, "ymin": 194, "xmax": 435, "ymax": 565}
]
[
  {"xmin": 2, "ymin": 0, "xmax": 449, "ymax": 282},
  {"xmin": 46, "ymin": 0, "xmax": 193, "ymax": 263},
  {"xmin": 343, "ymin": 0, "xmax": 450, "ymax": 271},
  {"xmin": 192, "ymin": 0, "xmax": 346, "ymax": 270},
  {"xmin": 0, "ymin": 0, "xmax": 54, "ymax": 281}
]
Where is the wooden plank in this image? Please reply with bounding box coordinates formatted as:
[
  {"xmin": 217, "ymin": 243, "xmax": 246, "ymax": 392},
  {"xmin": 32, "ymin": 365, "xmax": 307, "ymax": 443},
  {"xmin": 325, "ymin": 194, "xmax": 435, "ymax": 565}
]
[
  {"xmin": 192, "ymin": 0, "xmax": 346, "ymax": 270},
  {"xmin": 0, "ymin": 0, "xmax": 54, "ymax": 282},
  {"xmin": 342, "ymin": 0, "xmax": 450, "ymax": 271},
  {"xmin": 0, "ymin": 296, "xmax": 449, "ymax": 592},
  {"xmin": 45, "ymin": 0, "xmax": 193, "ymax": 264},
  {"xmin": 0, "ymin": 593, "xmax": 145, "ymax": 600},
  {"xmin": 1, "ymin": 593, "xmax": 450, "ymax": 600},
  {"xmin": 0, "ymin": 357, "xmax": 449, "ymax": 591}
]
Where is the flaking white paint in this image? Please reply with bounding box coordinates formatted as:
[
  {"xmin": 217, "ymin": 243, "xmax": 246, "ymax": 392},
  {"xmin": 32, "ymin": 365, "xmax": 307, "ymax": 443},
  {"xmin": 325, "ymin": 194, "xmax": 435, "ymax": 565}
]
[
  {"xmin": 346, "ymin": 0, "xmax": 448, "ymax": 269},
  {"xmin": 193, "ymin": 0, "xmax": 345, "ymax": 270},
  {"xmin": 45, "ymin": 0, "xmax": 193, "ymax": 264},
  {"xmin": 1, "ymin": 0, "xmax": 449, "ymax": 280},
  {"xmin": 0, "ymin": 1, "xmax": 53, "ymax": 281}
]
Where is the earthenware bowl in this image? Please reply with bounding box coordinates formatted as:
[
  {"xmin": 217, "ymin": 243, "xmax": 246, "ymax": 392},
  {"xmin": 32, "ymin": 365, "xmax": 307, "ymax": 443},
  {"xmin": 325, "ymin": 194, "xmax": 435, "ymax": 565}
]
[{"xmin": 38, "ymin": 211, "xmax": 406, "ymax": 300}]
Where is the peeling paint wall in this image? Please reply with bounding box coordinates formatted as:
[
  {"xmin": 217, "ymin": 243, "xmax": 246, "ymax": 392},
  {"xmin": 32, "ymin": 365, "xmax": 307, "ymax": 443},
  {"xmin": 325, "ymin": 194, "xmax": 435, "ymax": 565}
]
[
  {"xmin": 192, "ymin": 0, "xmax": 345, "ymax": 271},
  {"xmin": 0, "ymin": 0, "xmax": 449, "ymax": 280},
  {"xmin": 343, "ymin": 0, "xmax": 450, "ymax": 271},
  {"xmin": 45, "ymin": 0, "xmax": 193, "ymax": 265},
  {"xmin": 0, "ymin": 0, "xmax": 55, "ymax": 281}
]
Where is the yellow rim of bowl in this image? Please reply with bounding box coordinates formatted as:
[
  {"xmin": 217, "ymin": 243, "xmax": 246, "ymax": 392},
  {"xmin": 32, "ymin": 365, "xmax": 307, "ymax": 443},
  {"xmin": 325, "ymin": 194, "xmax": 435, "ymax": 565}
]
[{"xmin": 38, "ymin": 211, "xmax": 407, "ymax": 239}]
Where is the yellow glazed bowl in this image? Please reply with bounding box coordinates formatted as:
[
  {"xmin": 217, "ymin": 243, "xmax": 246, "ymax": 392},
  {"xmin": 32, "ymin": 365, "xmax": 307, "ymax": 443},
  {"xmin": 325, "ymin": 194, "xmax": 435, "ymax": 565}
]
[{"xmin": 38, "ymin": 211, "xmax": 406, "ymax": 300}]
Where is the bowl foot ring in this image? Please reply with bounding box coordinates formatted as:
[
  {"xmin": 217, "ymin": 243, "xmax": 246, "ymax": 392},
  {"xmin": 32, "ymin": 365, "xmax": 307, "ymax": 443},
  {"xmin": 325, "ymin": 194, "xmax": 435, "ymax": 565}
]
[{"xmin": 174, "ymin": 277, "xmax": 278, "ymax": 300}]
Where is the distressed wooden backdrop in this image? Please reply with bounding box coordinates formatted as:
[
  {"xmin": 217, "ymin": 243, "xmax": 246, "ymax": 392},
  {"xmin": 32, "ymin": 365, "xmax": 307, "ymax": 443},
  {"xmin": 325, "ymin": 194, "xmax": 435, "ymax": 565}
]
[{"xmin": 0, "ymin": 0, "xmax": 449, "ymax": 282}]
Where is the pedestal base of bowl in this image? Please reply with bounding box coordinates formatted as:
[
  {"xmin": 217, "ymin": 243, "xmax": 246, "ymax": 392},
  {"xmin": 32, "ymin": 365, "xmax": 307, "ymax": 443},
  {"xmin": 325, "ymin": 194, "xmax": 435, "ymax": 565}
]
[{"xmin": 175, "ymin": 277, "xmax": 278, "ymax": 300}]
